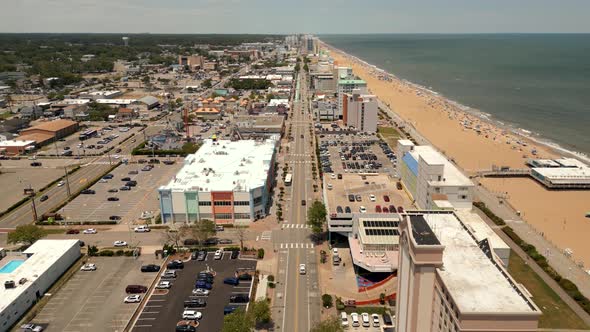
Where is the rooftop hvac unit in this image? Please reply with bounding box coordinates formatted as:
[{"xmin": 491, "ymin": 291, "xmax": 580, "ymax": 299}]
[{"xmin": 4, "ymin": 280, "xmax": 15, "ymax": 289}]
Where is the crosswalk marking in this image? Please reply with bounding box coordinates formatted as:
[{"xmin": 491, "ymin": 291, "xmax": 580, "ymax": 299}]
[
  {"xmin": 281, "ymin": 224, "xmax": 309, "ymax": 229},
  {"xmin": 279, "ymin": 243, "xmax": 314, "ymax": 249},
  {"xmin": 261, "ymin": 231, "xmax": 272, "ymax": 241}
]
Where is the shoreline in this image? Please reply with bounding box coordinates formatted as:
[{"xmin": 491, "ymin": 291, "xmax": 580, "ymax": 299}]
[{"xmin": 321, "ymin": 41, "xmax": 590, "ymax": 166}]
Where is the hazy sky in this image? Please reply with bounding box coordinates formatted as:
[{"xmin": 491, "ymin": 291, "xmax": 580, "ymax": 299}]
[{"xmin": 2, "ymin": 0, "xmax": 590, "ymax": 34}]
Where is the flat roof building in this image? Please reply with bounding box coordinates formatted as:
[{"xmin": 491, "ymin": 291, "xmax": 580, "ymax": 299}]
[
  {"xmin": 158, "ymin": 138, "xmax": 278, "ymax": 225},
  {"xmin": 528, "ymin": 158, "xmax": 590, "ymax": 189},
  {"xmin": 343, "ymin": 91, "xmax": 378, "ymax": 132},
  {"xmin": 17, "ymin": 119, "xmax": 78, "ymax": 145},
  {"xmin": 0, "ymin": 240, "xmax": 81, "ymax": 330},
  {"xmin": 0, "ymin": 140, "xmax": 35, "ymax": 155},
  {"xmin": 397, "ymin": 211, "xmax": 540, "ymax": 332},
  {"xmin": 397, "ymin": 141, "xmax": 474, "ymax": 209}
]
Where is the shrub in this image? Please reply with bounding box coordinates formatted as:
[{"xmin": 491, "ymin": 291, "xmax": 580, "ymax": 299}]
[
  {"xmin": 115, "ymin": 249, "xmax": 125, "ymax": 256},
  {"xmin": 257, "ymin": 248, "xmax": 265, "ymax": 259},
  {"xmin": 99, "ymin": 250, "xmax": 114, "ymax": 256},
  {"xmin": 267, "ymin": 275, "xmax": 275, "ymax": 282},
  {"xmin": 88, "ymin": 245, "xmax": 99, "ymax": 256},
  {"xmin": 322, "ymin": 294, "xmax": 333, "ymax": 308}
]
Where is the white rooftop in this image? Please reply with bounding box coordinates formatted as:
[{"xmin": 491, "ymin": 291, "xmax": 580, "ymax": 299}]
[
  {"xmin": 160, "ymin": 138, "xmax": 277, "ymax": 193},
  {"xmin": 454, "ymin": 209, "xmax": 510, "ymax": 251},
  {"xmin": 410, "ymin": 145, "xmax": 474, "ymax": 187},
  {"xmin": 267, "ymin": 99, "xmax": 289, "ymax": 107},
  {"xmin": 555, "ymin": 157, "xmax": 587, "ymax": 168},
  {"xmin": 0, "ymin": 140, "xmax": 35, "ymax": 147},
  {"xmin": 421, "ymin": 213, "xmax": 535, "ymax": 313},
  {"xmin": 532, "ymin": 166, "xmax": 590, "ymax": 181},
  {"xmin": 0, "ymin": 240, "xmax": 80, "ymax": 311}
]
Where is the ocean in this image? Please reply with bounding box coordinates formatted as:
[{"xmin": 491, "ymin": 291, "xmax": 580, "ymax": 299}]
[{"xmin": 319, "ymin": 34, "xmax": 590, "ymax": 155}]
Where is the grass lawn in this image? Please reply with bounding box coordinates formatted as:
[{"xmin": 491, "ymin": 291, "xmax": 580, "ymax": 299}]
[
  {"xmin": 0, "ymin": 111, "xmax": 12, "ymax": 119},
  {"xmin": 508, "ymin": 252, "xmax": 589, "ymax": 329},
  {"xmin": 377, "ymin": 126, "xmax": 402, "ymax": 147}
]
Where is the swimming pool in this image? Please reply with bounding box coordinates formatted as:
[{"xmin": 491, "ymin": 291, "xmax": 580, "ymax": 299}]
[{"xmin": 0, "ymin": 259, "xmax": 25, "ymax": 273}]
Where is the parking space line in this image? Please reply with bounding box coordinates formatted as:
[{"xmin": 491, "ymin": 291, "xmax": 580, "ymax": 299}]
[{"xmin": 137, "ymin": 317, "xmax": 157, "ymax": 320}]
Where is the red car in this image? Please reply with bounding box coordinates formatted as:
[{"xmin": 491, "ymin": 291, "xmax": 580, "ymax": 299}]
[
  {"xmin": 383, "ymin": 195, "xmax": 390, "ymax": 202},
  {"xmin": 397, "ymin": 206, "xmax": 404, "ymax": 213},
  {"xmin": 66, "ymin": 229, "xmax": 80, "ymax": 234},
  {"xmin": 382, "ymin": 207, "xmax": 389, "ymax": 213},
  {"xmin": 375, "ymin": 205, "xmax": 382, "ymax": 213},
  {"xmin": 389, "ymin": 205, "xmax": 396, "ymax": 213}
]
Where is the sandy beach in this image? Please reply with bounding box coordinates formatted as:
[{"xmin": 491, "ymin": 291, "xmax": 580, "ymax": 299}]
[{"xmin": 322, "ymin": 43, "xmax": 590, "ymax": 266}]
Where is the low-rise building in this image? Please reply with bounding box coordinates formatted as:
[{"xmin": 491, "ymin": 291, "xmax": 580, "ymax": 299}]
[
  {"xmin": 135, "ymin": 96, "xmax": 160, "ymax": 110},
  {"xmin": 528, "ymin": 157, "xmax": 590, "ymax": 189},
  {"xmin": 397, "ymin": 140, "xmax": 474, "ymax": 209},
  {"xmin": 79, "ymin": 90, "xmax": 122, "ymax": 100},
  {"xmin": 0, "ymin": 240, "xmax": 81, "ymax": 329},
  {"xmin": 193, "ymin": 107, "xmax": 221, "ymax": 121},
  {"xmin": 396, "ymin": 211, "xmax": 540, "ymax": 331},
  {"xmin": 0, "ymin": 140, "xmax": 35, "ymax": 155},
  {"xmin": 234, "ymin": 115, "xmax": 284, "ymax": 138},
  {"xmin": 17, "ymin": 119, "xmax": 79, "ymax": 146},
  {"xmin": 158, "ymin": 138, "xmax": 278, "ymax": 225}
]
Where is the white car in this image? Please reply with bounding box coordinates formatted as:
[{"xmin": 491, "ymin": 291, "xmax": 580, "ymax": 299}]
[
  {"xmin": 330, "ymin": 173, "xmax": 336, "ymax": 179},
  {"xmin": 192, "ymin": 288, "xmax": 210, "ymax": 296},
  {"xmin": 57, "ymin": 181, "xmax": 65, "ymax": 187},
  {"xmin": 80, "ymin": 263, "xmax": 97, "ymax": 271},
  {"xmin": 371, "ymin": 313, "xmax": 380, "ymax": 327},
  {"xmin": 20, "ymin": 324, "xmax": 43, "ymax": 332},
  {"xmin": 214, "ymin": 249, "xmax": 222, "ymax": 260},
  {"xmin": 124, "ymin": 295, "xmax": 141, "ymax": 303},
  {"xmin": 113, "ymin": 154, "xmax": 120, "ymax": 159},
  {"xmin": 340, "ymin": 312, "xmax": 349, "ymax": 328},
  {"xmin": 83, "ymin": 228, "xmax": 97, "ymax": 234},
  {"xmin": 299, "ymin": 264, "xmax": 306, "ymax": 275},
  {"xmin": 113, "ymin": 241, "xmax": 127, "ymax": 247},
  {"xmin": 359, "ymin": 206, "xmax": 367, "ymax": 213},
  {"xmin": 140, "ymin": 211, "xmax": 153, "ymax": 220},
  {"xmin": 182, "ymin": 309, "xmax": 202, "ymax": 320},
  {"xmin": 361, "ymin": 313, "xmax": 370, "ymax": 327},
  {"xmin": 369, "ymin": 194, "xmax": 376, "ymax": 202},
  {"xmin": 350, "ymin": 313, "xmax": 360, "ymax": 327},
  {"xmin": 134, "ymin": 225, "xmax": 150, "ymax": 233},
  {"xmin": 156, "ymin": 281, "xmax": 171, "ymax": 289},
  {"xmin": 98, "ymin": 179, "xmax": 108, "ymax": 183}
]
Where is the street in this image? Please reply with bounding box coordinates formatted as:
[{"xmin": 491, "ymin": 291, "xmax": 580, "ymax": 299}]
[{"xmin": 272, "ymin": 64, "xmax": 321, "ymax": 332}]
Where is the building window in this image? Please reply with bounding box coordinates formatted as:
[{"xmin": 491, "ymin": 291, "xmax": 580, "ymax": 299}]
[
  {"xmin": 214, "ymin": 213, "xmax": 232, "ymax": 219},
  {"xmin": 234, "ymin": 201, "xmax": 250, "ymax": 206},
  {"xmin": 214, "ymin": 201, "xmax": 232, "ymax": 206},
  {"xmin": 199, "ymin": 201, "xmax": 212, "ymax": 206},
  {"xmin": 253, "ymin": 196, "xmax": 262, "ymax": 205},
  {"xmin": 234, "ymin": 213, "xmax": 250, "ymax": 220}
]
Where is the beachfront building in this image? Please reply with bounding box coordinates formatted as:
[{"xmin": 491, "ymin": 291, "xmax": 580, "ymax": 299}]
[
  {"xmin": 158, "ymin": 138, "xmax": 278, "ymax": 225},
  {"xmin": 397, "ymin": 140, "xmax": 474, "ymax": 209},
  {"xmin": 343, "ymin": 90, "xmax": 378, "ymax": 132},
  {"xmin": 396, "ymin": 211, "xmax": 540, "ymax": 332},
  {"xmin": 0, "ymin": 240, "xmax": 81, "ymax": 329},
  {"xmin": 337, "ymin": 78, "xmax": 367, "ymax": 120},
  {"xmin": 528, "ymin": 158, "xmax": 590, "ymax": 190}
]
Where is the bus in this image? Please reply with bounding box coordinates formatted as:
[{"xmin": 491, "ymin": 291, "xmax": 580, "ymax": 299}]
[
  {"xmin": 79, "ymin": 129, "xmax": 97, "ymax": 141},
  {"xmin": 285, "ymin": 173, "xmax": 292, "ymax": 186}
]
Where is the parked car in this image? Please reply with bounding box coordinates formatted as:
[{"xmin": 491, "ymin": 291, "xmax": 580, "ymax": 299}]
[
  {"xmin": 383, "ymin": 195, "xmax": 390, "ymax": 202},
  {"xmin": 109, "ymin": 215, "xmax": 121, "ymax": 221},
  {"xmin": 107, "ymin": 197, "xmax": 119, "ymax": 201},
  {"xmin": 375, "ymin": 205, "xmax": 382, "ymax": 213},
  {"xmin": 121, "ymin": 177, "xmax": 131, "ymax": 181},
  {"xmin": 134, "ymin": 225, "xmax": 150, "ymax": 232},
  {"xmin": 103, "ymin": 174, "xmax": 114, "ymax": 179},
  {"xmin": 140, "ymin": 264, "xmax": 160, "ymax": 272},
  {"xmin": 230, "ymin": 250, "xmax": 239, "ymax": 259},
  {"xmin": 120, "ymin": 186, "xmax": 131, "ymax": 191},
  {"xmin": 382, "ymin": 206, "xmax": 389, "ymax": 213},
  {"xmin": 203, "ymin": 238, "xmax": 218, "ymax": 246},
  {"xmin": 125, "ymin": 285, "xmax": 147, "ymax": 293},
  {"xmin": 167, "ymin": 260, "xmax": 184, "ymax": 269},
  {"xmin": 20, "ymin": 324, "xmax": 43, "ymax": 332},
  {"xmin": 361, "ymin": 313, "xmax": 370, "ymax": 327},
  {"xmin": 371, "ymin": 313, "xmax": 380, "ymax": 327},
  {"xmin": 184, "ymin": 298, "xmax": 207, "ymax": 308},
  {"xmin": 350, "ymin": 313, "xmax": 360, "ymax": 327},
  {"xmin": 359, "ymin": 206, "xmax": 367, "ymax": 213},
  {"xmin": 345, "ymin": 206, "xmax": 351, "ymax": 213},
  {"xmin": 108, "ymin": 188, "xmax": 118, "ymax": 193},
  {"xmin": 114, "ymin": 241, "xmax": 127, "ymax": 247},
  {"xmin": 126, "ymin": 180, "xmax": 137, "ymax": 187},
  {"xmin": 218, "ymin": 239, "xmax": 232, "ymax": 244},
  {"xmin": 30, "ymin": 162, "xmax": 42, "ymax": 167},
  {"xmin": 397, "ymin": 206, "xmax": 404, "ymax": 213},
  {"xmin": 214, "ymin": 250, "xmax": 223, "ymax": 260},
  {"xmin": 223, "ymin": 277, "xmax": 239, "ymax": 286},
  {"xmin": 197, "ymin": 251, "xmax": 207, "ymax": 261},
  {"xmin": 229, "ymin": 294, "xmax": 249, "ymax": 303},
  {"xmin": 382, "ymin": 313, "xmax": 393, "ymax": 326},
  {"xmin": 355, "ymin": 195, "xmax": 362, "ymax": 202},
  {"xmin": 66, "ymin": 229, "xmax": 80, "ymax": 234},
  {"xmin": 215, "ymin": 225, "xmax": 224, "ymax": 231},
  {"xmin": 80, "ymin": 263, "xmax": 97, "ymax": 271},
  {"xmin": 340, "ymin": 312, "xmax": 349, "ymax": 328},
  {"xmin": 182, "ymin": 309, "xmax": 202, "ymax": 320},
  {"xmin": 238, "ymin": 273, "xmax": 252, "ymax": 281},
  {"xmin": 128, "ymin": 170, "xmax": 138, "ymax": 175},
  {"xmin": 81, "ymin": 189, "xmax": 96, "ymax": 194},
  {"xmin": 175, "ymin": 320, "xmax": 197, "ymax": 332},
  {"xmin": 156, "ymin": 281, "xmax": 172, "ymax": 289},
  {"xmin": 192, "ymin": 288, "xmax": 210, "ymax": 296},
  {"xmin": 194, "ymin": 280, "xmax": 212, "ymax": 290},
  {"xmin": 161, "ymin": 270, "xmax": 177, "ymax": 279},
  {"xmin": 83, "ymin": 228, "xmax": 97, "ymax": 234},
  {"xmin": 369, "ymin": 194, "xmax": 376, "ymax": 202},
  {"xmin": 124, "ymin": 295, "xmax": 141, "ymax": 303},
  {"xmin": 57, "ymin": 180, "xmax": 65, "ymax": 187}
]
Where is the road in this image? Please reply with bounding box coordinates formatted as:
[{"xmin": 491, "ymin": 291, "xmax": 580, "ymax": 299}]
[
  {"xmin": 0, "ymin": 132, "xmax": 143, "ymax": 229},
  {"xmin": 273, "ymin": 64, "xmax": 321, "ymax": 332}
]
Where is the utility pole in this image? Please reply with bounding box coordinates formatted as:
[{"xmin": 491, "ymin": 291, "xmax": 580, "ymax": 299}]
[
  {"xmin": 63, "ymin": 166, "xmax": 71, "ymax": 197},
  {"xmin": 108, "ymin": 153, "xmax": 112, "ymax": 165},
  {"xmin": 53, "ymin": 134, "xmax": 59, "ymax": 157},
  {"xmin": 30, "ymin": 191, "xmax": 38, "ymax": 222}
]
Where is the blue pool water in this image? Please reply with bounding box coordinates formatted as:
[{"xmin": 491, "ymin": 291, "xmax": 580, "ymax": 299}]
[{"xmin": 0, "ymin": 259, "xmax": 25, "ymax": 273}]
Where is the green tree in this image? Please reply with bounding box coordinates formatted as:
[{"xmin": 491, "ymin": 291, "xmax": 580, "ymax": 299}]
[
  {"xmin": 250, "ymin": 299, "xmax": 272, "ymax": 327},
  {"xmin": 303, "ymin": 63, "xmax": 309, "ymax": 72},
  {"xmin": 222, "ymin": 308, "xmax": 253, "ymax": 332},
  {"xmin": 202, "ymin": 78, "xmax": 213, "ymax": 89},
  {"xmin": 189, "ymin": 219, "xmax": 215, "ymax": 245},
  {"xmin": 294, "ymin": 63, "xmax": 301, "ymax": 72},
  {"xmin": 310, "ymin": 317, "xmax": 344, "ymax": 332},
  {"xmin": 307, "ymin": 200, "xmax": 327, "ymax": 234},
  {"xmin": 8, "ymin": 225, "xmax": 47, "ymax": 246},
  {"xmin": 322, "ymin": 294, "xmax": 333, "ymax": 308}
]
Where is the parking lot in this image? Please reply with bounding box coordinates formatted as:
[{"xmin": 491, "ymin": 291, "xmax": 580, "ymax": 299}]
[
  {"xmin": 340, "ymin": 311, "xmax": 396, "ymax": 331},
  {"xmin": 38, "ymin": 125, "xmax": 143, "ymax": 157},
  {"xmin": 62, "ymin": 159, "xmax": 182, "ymax": 224},
  {"xmin": 131, "ymin": 253, "xmax": 256, "ymax": 332},
  {"xmin": 325, "ymin": 173, "xmax": 412, "ymax": 214},
  {"xmin": 30, "ymin": 256, "xmax": 162, "ymax": 332},
  {"xmin": 0, "ymin": 158, "xmax": 88, "ymax": 212},
  {"xmin": 318, "ymin": 132, "xmax": 397, "ymax": 176}
]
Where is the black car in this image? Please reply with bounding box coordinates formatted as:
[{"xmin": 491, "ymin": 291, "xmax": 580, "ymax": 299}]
[
  {"xmin": 382, "ymin": 313, "xmax": 393, "ymax": 326},
  {"xmin": 184, "ymin": 298, "xmax": 206, "ymax": 308},
  {"xmin": 40, "ymin": 195, "xmax": 49, "ymax": 202},
  {"xmin": 203, "ymin": 238, "xmax": 218, "ymax": 246},
  {"xmin": 108, "ymin": 188, "xmax": 118, "ymax": 193},
  {"xmin": 149, "ymin": 158, "xmax": 160, "ymax": 164},
  {"xmin": 163, "ymin": 160, "xmax": 175, "ymax": 165},
  {"xmin": 121, "ymin": 177, "xmax": 131, "ymax": 181},
  {"xmin": 238, "ymin": 273, "xmax": 252, "ymax": 281},
  {"xmin": 229, "ymin": 294, "xmax": 249, "ymax": 303},
  {"xmin": 109, "ymin": 215, "xmax": 121, "ymax": 221},
  {"xmin": 30, "ymin": 162, "xmax": 42, "ymax": 167},
  {"xmin": 120, "ymin": 186, "xmax": 131, "ymax": 191},
  {"xmin": 348, "ymin": 194, "xmax": 355, "ymax": 202},
  {"xmin": 183, "ymin": 239, "xmax": 198, "ymax": 246},
  {"xmin": 197, "ymin": 275, "xmax": 214, "ymax": 283},
  {"xmin": 230, "ymin": 250, "xmax": 239, "ymax": 259},
  {"xmin": 107, "ymin": 197, "xmax": 119, "ymax": 201},
  {"xmin": 138, "ymin": 159, "xmax": 147, "ymax": 164},
  {"xmin": 81, "ymin": 189, "xmax": 95, "ymax": 194},
  {"xmin": 224, "ymin": 306, "xmax": 238, "ymax": 315},
  {"xmin": 167, "ymin": 260, "xmax": 184, "ymax": 269},
  {"xmin": 197, "ymin": 251, "xmax": 207, "ymax": 261},
  {"xmin": 190, "ymin": 251, "xmax": 198, "ymax": 260},
  {"xmin": 301, "ymin": 200, "xmax": 306, "ymax": 206},
  {"xmin": 115, "ymin": 148, "xmax": 122, "ymax": 153},
  {"xmin": 140, "ymin": 264, "xmax": 160, "ymax": 272},
  {"xmin": 345, "ymin": 206, "xmax": 351, "ymax": 213},
  {"xmin": 103, "ymin": 174, "xmax": 114, "ymax": 179},
  {"xmin": 176, "ymin": 323, "xmax": 196, "ymax": 332},
  {"xmin": 336, "ymin": 206, "xmax": 343, "ymax": 213},
  {"xmin": 223, "ymin": 277, "xmax": 239, "ymax": 286}
]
